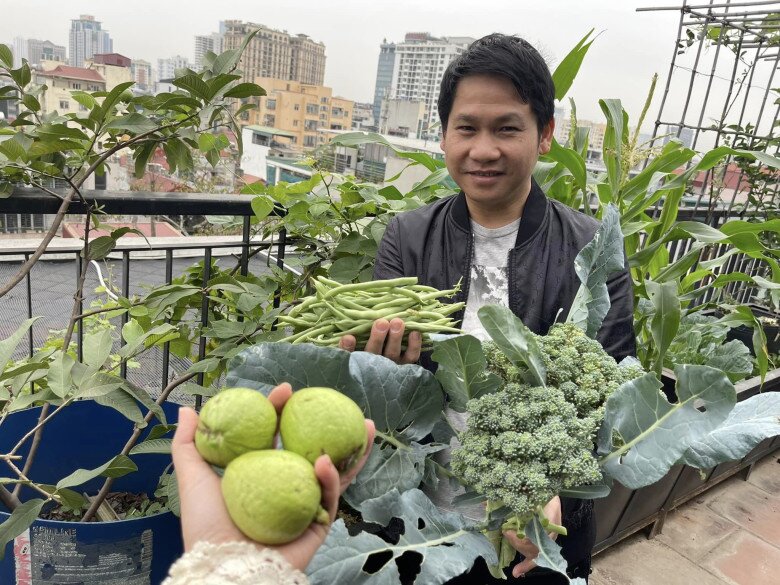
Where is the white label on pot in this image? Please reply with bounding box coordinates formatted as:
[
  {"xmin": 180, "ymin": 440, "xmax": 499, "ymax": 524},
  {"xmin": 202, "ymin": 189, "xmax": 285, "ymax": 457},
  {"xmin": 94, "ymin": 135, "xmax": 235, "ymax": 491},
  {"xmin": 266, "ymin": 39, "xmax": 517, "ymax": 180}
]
[{"xmin": 16, "ymin": 525, "xmax": 154, "ymax": 584}]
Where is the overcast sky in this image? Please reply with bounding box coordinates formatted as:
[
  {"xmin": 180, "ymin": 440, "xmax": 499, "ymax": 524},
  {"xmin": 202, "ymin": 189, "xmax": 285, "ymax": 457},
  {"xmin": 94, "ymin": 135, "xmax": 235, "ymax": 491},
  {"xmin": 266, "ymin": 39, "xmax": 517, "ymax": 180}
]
[{"xmin": 0, "ymin": 1, "xmax": 686, "ymax": 128}]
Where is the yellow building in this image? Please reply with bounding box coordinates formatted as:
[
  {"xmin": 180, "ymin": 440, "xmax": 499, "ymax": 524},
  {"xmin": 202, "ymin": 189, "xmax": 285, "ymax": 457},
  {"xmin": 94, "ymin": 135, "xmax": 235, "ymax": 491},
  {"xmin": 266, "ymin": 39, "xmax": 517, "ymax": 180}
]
[
  {"xmin": 34, "ymin": 64, "xmax": 106, "ymax": 116},
  {"xmin": 251, "ymin": 78, "xmax": 353, "ymax": 151}
]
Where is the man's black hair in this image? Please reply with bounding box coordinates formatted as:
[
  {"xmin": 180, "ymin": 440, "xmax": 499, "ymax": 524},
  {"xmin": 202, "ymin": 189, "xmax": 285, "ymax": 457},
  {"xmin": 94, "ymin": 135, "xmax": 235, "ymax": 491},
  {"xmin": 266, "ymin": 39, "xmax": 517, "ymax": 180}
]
[{"xmin": 438, "ymin": 33, "xmax": 555, "ymax": 135}]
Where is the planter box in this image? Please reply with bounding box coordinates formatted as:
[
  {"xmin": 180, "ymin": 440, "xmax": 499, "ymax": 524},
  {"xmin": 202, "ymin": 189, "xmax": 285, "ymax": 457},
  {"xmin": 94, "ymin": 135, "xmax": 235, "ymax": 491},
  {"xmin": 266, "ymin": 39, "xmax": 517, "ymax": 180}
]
[
  {"xmin": 1, "ymin": 400, "xmax": 182, "ymax": 585},
  {"xmin": 724, "ymin": 304, "xmax": 780, "ymax": 356}
]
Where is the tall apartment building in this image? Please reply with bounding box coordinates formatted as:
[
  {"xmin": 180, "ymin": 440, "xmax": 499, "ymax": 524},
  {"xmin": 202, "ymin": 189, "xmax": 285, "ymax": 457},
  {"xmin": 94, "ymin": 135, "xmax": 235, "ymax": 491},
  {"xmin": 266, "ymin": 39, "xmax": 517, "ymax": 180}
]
[
  {"xmin": 157, "ymin": 55, "xmax": 190, "ymax": 81},
  {"xmin": 131, "ymin": 59, "xmax": 153, "ymax": 90},
  {"xmin": 373, "ymin": 33, "xmax": 473, "ymax": 139},
  {"xmin": 371, "ymin": 41, "xmax": 395, "ymax": 127},
  {"xmin": 221, "ymin": 21, "xmax": 325, "ymax": 86},
  {"xmin": 11, "ymin": 38, "xmax": 66, "ymax": 67},
  {"xmin": 194, "ymin": 32, "xmax": 223, "ymax": 70},
  {"xmin": 69, "ymin": 15, "xmax": 113, "ymax": 68},
  {"xmin": 250, "ymin": 78, "xmax": 353, "ymax": 150}
]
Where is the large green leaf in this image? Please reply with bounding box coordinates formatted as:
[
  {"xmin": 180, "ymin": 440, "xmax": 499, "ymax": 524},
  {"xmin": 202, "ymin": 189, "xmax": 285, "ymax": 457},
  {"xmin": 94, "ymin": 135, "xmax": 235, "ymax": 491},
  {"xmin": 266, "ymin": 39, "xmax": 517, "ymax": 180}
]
[
  {"xmin": 431, "ymin": 334, "xmax": 501, "ymax": 412},
  {"xmin": 94, "ymin": 388, "xmax": 145, "ymax": 425},
  {"xmin": 307, "ymin": 489, "xmax": 495, "ymax": 585},
  {"xmin": 551, "ymin": 29, "xmax": 595, "ymax": 101},
  {"xmin": 0, "ymin": 499, "xmax": 45, "ymax": 561},
  {"xmin": 73, "ymin": 372, "xmax": 124, "ymax": 399},
  {"xmin": 0, "ymin": 44, "xmax": 13, "ymax": 68},
  {"xmin": 0, "ymin": 318, "xmax": 39, "ymax": 374},
  {"xmin": 129, "ymin": 438, "xmax": 172, "ymax": 455},
  {"xmin": 597, "ymin": 365, "xmax": 736, "ymax": 488},
  {"xmin": 477, "ymin": 305, "xmax": 546, "ymax": 387},
  {"xmin": 343, "ymin": 442, "xmax": 444, "ymax": 511},
  {"xmin": 226, "ymin": 343, "xmax": 444, "ymax": 441},
  {"xmin": 46, "ymin": 350, "xmax": 75, "ymax": 398},
  {"xmin": 224, "ymin": 83, "xmax": 266, "ymax": 99},
  {"xmin": 82, "ymin": 328, "xmax": 113, "ymax": 370},
  {"xmin": 679, "ymin": 393, "xmax": 780, "ymax": 469},
  {"xmin": 56, "ymin": 454, "xmax": 138, "ymax": 490},
  {"xmin": 566, "ymin": 204, "xmax": 625, "ymax": 336}
]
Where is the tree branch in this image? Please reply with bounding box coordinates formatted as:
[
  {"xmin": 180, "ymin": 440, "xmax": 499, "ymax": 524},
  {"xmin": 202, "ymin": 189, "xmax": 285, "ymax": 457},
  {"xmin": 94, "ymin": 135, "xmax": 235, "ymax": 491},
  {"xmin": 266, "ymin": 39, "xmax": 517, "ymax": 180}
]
[{"xmin": 0, "ymin": 484, "xmax": 22, "ymax": 509}]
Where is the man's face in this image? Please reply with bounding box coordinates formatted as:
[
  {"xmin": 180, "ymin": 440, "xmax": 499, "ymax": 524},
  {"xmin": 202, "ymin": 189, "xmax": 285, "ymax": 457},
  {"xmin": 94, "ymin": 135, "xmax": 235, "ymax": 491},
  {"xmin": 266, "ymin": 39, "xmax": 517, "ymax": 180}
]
[{"xmin": 440, "ymin": 75, "xmax": 553, "ymax": 213}]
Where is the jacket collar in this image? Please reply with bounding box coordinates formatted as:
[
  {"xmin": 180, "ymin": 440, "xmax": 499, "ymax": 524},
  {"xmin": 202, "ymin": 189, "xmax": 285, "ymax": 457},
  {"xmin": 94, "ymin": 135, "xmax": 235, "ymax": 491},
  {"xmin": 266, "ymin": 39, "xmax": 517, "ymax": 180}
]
[{"xmin": 451, "ymin": 177, "xmax": 548, "ymax": 248}]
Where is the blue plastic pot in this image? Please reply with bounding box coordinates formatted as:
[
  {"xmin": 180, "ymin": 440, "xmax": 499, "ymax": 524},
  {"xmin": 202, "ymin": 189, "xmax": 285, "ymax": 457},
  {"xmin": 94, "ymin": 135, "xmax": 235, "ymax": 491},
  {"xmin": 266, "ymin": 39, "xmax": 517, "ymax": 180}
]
[{"xmin": 0, "ymin": 400, "xmax": 183, "ymax": 584}]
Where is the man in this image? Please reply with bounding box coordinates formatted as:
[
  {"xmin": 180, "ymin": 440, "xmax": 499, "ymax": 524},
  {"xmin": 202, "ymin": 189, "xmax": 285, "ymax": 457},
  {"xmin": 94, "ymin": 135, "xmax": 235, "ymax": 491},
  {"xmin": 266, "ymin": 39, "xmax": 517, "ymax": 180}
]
[{"xmin": 341, "ymin": 33, "xmax": 635, "ymax": 583}]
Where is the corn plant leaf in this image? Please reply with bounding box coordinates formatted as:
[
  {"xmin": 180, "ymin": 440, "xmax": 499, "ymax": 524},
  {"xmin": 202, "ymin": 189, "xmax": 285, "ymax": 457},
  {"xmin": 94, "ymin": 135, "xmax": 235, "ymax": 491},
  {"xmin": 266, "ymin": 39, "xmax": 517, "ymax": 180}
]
[
  {"xmin": 679, "ymin": 392, "xmax": 780, "ymax": 469},
  {"xmin": 597, "ymin": 365, "xmax": 736, "ymax": 489},
  {"xmin": 307, "ymin": 489, "xmax": 495, "ymax": 585},
  {"xmin": 551, "ymin": 29, "xmax": 595, "ymax": 101}
]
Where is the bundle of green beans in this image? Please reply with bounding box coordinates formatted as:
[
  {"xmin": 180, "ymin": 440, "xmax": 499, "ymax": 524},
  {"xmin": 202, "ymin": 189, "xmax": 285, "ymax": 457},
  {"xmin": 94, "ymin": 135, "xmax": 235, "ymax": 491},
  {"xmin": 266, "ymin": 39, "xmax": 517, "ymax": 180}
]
[{"xmin": 278, "ymin": 276, "xmax": 464, "ymax": 348}]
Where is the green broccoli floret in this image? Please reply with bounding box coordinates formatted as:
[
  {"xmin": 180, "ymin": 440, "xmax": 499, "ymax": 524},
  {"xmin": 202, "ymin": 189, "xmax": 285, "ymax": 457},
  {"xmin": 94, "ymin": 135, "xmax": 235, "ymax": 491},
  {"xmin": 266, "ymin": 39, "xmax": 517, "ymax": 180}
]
[{"xmin": 451, "ymin": 383, "xmax": 602, "ymax": 524}]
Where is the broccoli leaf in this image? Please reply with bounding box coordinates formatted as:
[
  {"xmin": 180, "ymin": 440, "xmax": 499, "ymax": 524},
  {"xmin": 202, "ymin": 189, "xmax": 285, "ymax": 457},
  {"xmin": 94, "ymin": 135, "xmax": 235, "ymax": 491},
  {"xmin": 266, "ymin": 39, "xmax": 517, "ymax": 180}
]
[
  {"xmin": 431, "ymin": 333, "xmax": 501, "ymax": 412},
  {"xmin": 226, "ymin": 342, "xmax": 444, "ymax": 441},
  {"xmin": 307, "ymin": 489, "xmax": 495, "ymax": 585},
  {"xmin": 524, "ymin": 515, "xmax": 587, "ymax": 584},
  {"xmin": 597, "ymin": 365, "xmax": 736, "ymax": 488},
  {"xmin": 566, "ymin": 204, "xmax": 625, "ymax": 337},
  {"xmin": 344, "ymin": 441, "xmax": 446, "ymax": 511},
  {"xmin": 678, "ymin": 392, "xmax": 780, "ymax": 469},
  {"xmin": 477, "ymin": 305, "xmax": 546, "ymax": 387}
]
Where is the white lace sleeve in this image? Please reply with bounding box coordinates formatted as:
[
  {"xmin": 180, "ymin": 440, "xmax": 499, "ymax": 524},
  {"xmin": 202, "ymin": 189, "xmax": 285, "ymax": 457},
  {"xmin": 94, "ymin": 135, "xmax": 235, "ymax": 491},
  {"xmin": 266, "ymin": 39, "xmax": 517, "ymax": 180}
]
[{"xmin": 162, "ymin": 541, "xmax": 309, "ymax": 585}]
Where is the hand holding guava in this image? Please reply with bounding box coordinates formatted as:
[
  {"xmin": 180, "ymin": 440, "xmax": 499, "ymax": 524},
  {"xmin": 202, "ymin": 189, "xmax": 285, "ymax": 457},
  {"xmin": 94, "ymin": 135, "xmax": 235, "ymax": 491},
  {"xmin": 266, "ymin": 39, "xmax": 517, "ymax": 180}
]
[{"xmin": 172, "ymin": 382, "xmax": 375, "ymax": 571}]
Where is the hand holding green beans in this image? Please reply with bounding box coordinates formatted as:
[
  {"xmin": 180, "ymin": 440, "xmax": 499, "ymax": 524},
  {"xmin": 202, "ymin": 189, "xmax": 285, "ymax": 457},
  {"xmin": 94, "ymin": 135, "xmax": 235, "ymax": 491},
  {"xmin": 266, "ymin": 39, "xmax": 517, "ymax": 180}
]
[{"xmin": 278, "ymin": 277, "xmax": 464, "ymax": 362}]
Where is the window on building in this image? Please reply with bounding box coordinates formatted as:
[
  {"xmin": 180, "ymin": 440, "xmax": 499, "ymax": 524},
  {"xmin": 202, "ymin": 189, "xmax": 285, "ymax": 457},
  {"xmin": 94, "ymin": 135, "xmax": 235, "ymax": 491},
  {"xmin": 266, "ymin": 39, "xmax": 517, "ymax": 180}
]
[
  {"xmin": 266, "ymin": 99, "xmax": 276, "ymax": 110},
  {"xmin": 264, "ymin": 114, "xmax": 275, "ymax": 126},
  {"xmin": 59, "ymin": 100, "xmax": 69, "ymax": 110},
  {"xmin": 320, "ymin": 97, "xmax": 328, "ymax": 104},
  {"xmin": 72, "ymin": 83, "xmax": 81, "ymax": 90},
  {"xmin": 294, "ymin": 103, "xmax": 300, "ymax": 111},
  {"xmin": 304, "ymin": 119, "xmax": 318, "ymax": 131},
  {"xmin": 293, "ymin": 120, "xmax": 299, "ymax": 127},
  {"xmin": 304, "ymin": 135, "xmax": 317, "ymax": 148},
  {"xmin": 306, "ymin": 103, "xmax": 318, "ymax": 114},
  {"xmin": 320, "ymin": 114, "xmax": 327, "ymax": 121}
]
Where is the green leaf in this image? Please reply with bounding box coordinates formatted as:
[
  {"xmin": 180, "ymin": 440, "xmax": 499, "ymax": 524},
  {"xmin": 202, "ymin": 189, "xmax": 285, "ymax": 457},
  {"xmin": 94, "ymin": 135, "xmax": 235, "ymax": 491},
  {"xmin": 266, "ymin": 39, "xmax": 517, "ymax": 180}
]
[
  {"xmin": 411, "ymin": 167, "xmax": 452, "ymax": 192},
  {"xmin": 71, "ymin": 91, "xmax": 97, "ymax": 110},
  {"xmin": 122, "ymin": 319, "xmax": 144, "ymax": 345},
  {"xmin": 566, "ymin": 205, "xmax": 625, "ymax": 336},
  {"xmin": 129, "ymin": 438, "xmax": 172, "ymax": 455},
  {"xmin": 551, "ymin": 29, "xmax": 595, "ymax": 101},
  {"xmin": 477, "ymin": 305, "xmax": 546, "ymax": 387},
  {"xmin": 226, "ymin": 343, "xmax": 444, "ymax": 441},
  {"xmin": 679, "ymin": 393, "xmax": 780, "ymax": 468},
  {"xmin": 308, "ymin": 490, "xmax": 495, "ymax": 585},
  {"xmin": 598, "ymin": 365, "xmax": 736, "ymax": 488},
  {"xmin": 251, "ymin": 195, "xmax": 275, "ymax": 220},
  {"xmin": 431, "ymin": 334, "xmax": 501, "ymax": 412},
  {"xmin": 163, "ymin": 136, "xmax": 193, "ymax": 174},
  {"xmin": 0, "ymin": 317, "xmax": 39, "ymax": 373},
  {"xmin": 525, "ymin": 515, "xmax": 586, "ymax": 584},
  {"xmin": 122, "ymin": 381, "xmax": 167, "ymax": 425},
  {"xmin": 56, "ymin": 454, "xmax": 138, "ymax": 490},
  {"xmin": 83, "ymin": 235, "xmax": 116, "ymax": 260},
  {"xmin": 21, "ymin": 94, "xmax": 40, "ymax": 112},
  {"xmin": 646, "ymin": 280, "xmax": 681, "ymax": 376},
  {"xmin": 0, "ymin": 499, "xmax": 45, "ymax": 561},
  {"xmin": 105, "ymin": 113, "xmax": 157, "ymax": 134},
  {"xmin": 223, "ymin": 83, "xmax": 266, "ymax": 99},
  {"xmin": 73, "ymin": 372, "xmax": 124, "ymax": 399},
  {"xmin": 94, "ymin": 388, "xmax": 145, "ymax": 425},
  {"xmin": 99, "ymin": 81, "xmax": 134, "ymax": 117},
  {"xmin": 197, "ymin": 133, "xmax": 217, "ymax": 152},
  {"xmin": 46, "ymin": 351, "xmax": 75, "ymax": 398},
  {"xmin": 599, "ymin": 98, "xmax": 626, "ymax": 199},
  {"xmin": 172, "ymin": 74, "xmax": 211, "ymax": 101},
  {"xmin": 118, "ymin": 324, "xmax": 178, "ymax": 359},
  {"xmin": 0, "ymin": 44, "xmax": 13, "ymax": 68}
]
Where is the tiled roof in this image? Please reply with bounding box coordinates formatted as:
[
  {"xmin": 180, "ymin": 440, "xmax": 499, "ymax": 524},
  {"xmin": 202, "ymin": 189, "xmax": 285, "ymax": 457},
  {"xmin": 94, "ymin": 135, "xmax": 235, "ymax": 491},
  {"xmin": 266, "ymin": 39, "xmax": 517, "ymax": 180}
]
[{"xmin": 39, "ymin": 65, "xmax": 105, "ymax": 83}]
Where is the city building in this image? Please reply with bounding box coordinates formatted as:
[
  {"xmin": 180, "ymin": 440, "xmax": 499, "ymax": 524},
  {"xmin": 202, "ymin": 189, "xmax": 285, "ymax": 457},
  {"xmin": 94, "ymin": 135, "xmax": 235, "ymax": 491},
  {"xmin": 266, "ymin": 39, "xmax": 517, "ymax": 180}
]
[
  {"xmin": 34, "ymin": 65, "xmax": 105, "ymax": 116},
  {"xmin": 379, "ymin": 98, "xmax": 426, "ymax": 138},
  {"xmin": 10, "ymin": 38, "xmax": 66, "ymax": 67},
  {"xmin": 373, "ymin": 33, "xmax": 473, "ymax": 140},
  {"xmin": 69, "ymin": 15, "xmax": 113, "ymax": 68},
  {"xmin": 371, "ymin": 40, "xmax": 395, "ymax": 128},
  {"xmin": 194, "ymin": 32, "xmax": 223, "ymax": 71},
  {"xmin": 663, "ymin": 124, "xmax": 695, "ymax": 149},
  {"xmin": 86, "ymin": 53, "xmax": 132, "ymax": 91},
  {"xmin": 157, "ymin": 55, "xmax": 190, "ymax": 82},
  {"xmin": 131, "ymin": 59, "xmax": 153, "ymax": 91},
  {"xmin": 221, "ymin": 21, "xmax": 325, "ymax": 86},
  {"xmin": 351, "ymin": 102, "xmax": 375, "ymax": 131},
  {"xmin": 248, "ymin": 78, "xmax": 353, "ymax": 151}
]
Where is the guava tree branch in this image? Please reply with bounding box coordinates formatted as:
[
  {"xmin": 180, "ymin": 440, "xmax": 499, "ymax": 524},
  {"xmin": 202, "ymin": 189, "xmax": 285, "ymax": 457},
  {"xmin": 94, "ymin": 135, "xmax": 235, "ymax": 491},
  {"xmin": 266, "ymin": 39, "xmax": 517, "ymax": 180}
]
[
  {"xmin": 0, "ymin": 115, "xmax": 198, "ymax": 300},
  {"xmin": 0, "ymin": 485, "xmax": 22, "ymax": 509},
  {"xmin": 81, "ymin": 371, "xmax": 197, "ymax": 522}
]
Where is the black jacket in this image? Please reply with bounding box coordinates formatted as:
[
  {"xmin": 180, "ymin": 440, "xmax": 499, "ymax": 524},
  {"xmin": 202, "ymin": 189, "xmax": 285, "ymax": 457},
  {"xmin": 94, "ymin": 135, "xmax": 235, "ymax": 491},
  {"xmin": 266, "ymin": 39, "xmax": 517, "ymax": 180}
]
[
  {"xmin": 373, "ymin": 180, "xmax": 636, "ymax": 574},
  {"xmin": 374, "ymin": 179, "xmax": 636, "ymax": 362}
]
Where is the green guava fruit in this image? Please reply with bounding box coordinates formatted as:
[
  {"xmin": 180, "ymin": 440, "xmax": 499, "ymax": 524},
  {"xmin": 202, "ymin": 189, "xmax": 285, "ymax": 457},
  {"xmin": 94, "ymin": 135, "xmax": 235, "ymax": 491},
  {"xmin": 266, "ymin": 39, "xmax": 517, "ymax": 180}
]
[
  {"xmin": 195, "ymin": 387, "xmax": 277, "ymax": 467},
  {"xmin": 280, "ymin": 386, "xmax": 367, "ymax": 472},
  {"xmin": 222, "ymin": 449, "xmax": 329, "ymax": 544}
]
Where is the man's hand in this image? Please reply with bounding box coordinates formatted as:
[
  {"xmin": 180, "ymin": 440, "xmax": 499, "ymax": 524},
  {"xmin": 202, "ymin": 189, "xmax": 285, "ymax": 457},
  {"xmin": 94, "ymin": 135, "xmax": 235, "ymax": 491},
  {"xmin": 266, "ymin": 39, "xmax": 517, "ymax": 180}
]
[
  {"xmin": 503, "ymin": 496, "xmax": 563, "ymax": 578},
  {"xmin": 338, "ymin": 317, "xmax": 422, "ymax": 364},
  {"xmin": 172, "ymin": 382, "xmax": 375, "ymax": 571}
]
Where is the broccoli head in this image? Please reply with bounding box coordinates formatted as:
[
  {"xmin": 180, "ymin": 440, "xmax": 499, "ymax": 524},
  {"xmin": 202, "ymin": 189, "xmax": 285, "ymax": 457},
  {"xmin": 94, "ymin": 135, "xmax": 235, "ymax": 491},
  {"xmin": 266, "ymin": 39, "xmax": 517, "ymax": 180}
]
[{"xmin": 450, "ymin": 382, "xmax": 602, "ymax": 522}]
